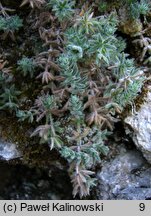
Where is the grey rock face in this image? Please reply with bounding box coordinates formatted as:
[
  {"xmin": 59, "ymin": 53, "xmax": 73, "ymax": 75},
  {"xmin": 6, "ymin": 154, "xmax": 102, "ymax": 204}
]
[
  {"xmin": 97, "ymin": 148, "xmax": 151, "ymax": 200},
  {"xmin": 0, "ymin": 139, "xmax": 21, "ymax": 160},
  {"xmin": 125, "ymin": 91, "xmax": 151, "ymax": 164}
]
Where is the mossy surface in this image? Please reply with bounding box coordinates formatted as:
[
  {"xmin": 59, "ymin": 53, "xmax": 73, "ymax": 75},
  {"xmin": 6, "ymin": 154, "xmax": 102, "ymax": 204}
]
[{"xmin": 0, "ymin": 112, "xmax": 67, "ymax": 169}]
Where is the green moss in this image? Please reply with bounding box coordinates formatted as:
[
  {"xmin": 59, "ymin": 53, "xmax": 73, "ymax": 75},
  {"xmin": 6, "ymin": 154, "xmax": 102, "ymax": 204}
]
[
  {"xmin": 121, "ymin": 84, "xmax": 149, "ymax": 119},
  {"xmin": 0, "ymin": 113, "xmax": 67, "ymax": 168}
]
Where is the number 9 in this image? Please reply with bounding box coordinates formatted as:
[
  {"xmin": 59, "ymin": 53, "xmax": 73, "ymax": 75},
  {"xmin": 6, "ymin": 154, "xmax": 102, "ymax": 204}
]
[{"xmin": 139, "ymin": 203, "xmax": 145, "ymax": 211}]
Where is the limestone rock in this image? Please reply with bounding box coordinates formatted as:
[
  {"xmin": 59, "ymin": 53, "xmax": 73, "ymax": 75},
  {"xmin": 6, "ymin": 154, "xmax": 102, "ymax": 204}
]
[
  {"xmin": 97, "ymin": 147, "xmax": 151, "ymax": 200},
  {"xmin": 0, "ymin": 139, "xmax": 21, "ymax": 161},
  {"xmin": 125, "ymin": 91, "xmax": 151, "ymax": 164}
]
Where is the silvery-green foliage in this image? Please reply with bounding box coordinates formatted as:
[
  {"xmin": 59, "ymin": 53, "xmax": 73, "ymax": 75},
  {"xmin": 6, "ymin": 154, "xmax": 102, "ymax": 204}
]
[
  {"xmin": 129, "ymin": 0, "xmax": 150, "ymax": 19},
  {"xmin": 0, "ymin": 84, "xmax": 20, "ymax": 111},
  {"xmin": 42, "ymin": 94, "xmax": 57, "ymax": 111},
  {"xmin": 88, "ymin": 33, "xmax": 117, "ymax": 65},
  {"xmin": 16, "ymin": 110, "xmax": 35, "ymax": 123},
  {"xmin": 58, "ymin": 54, "xmax": 87, "ymax": 93},
  {"xmin": 105, "ymin": 52, "xmax": 145, "ymax": 107},
  {"xmin": 17, "ymin": 57, "xmax": 36, "ymax": 78},
  {"xmin": 0, "ymin": 15, "xmax": 23, "ymax": 31},
  {"xmin": 69, "ymin": 95, "xmax": 84, "ymax": 120},
  {"xmin": 67, "ymin": 45, "xmax": 83, "ymax": 59},
  {"xmin": 63, "ymin": 11, "xmax": 145, "ymax": 111},
  {"xmin": 60, "ymin": 128, "xmax": 110, "ymax": 167},
  {"xmin": 47, "ymin": 0, "xmax": 75, "ymax": 21},
  {"xmin": 121, "ymin": 0, "xmax": 150, "ymax": 19},
  {"xmin": 65, "ymin": 28, "xmax": 89, "ymax": 51}
]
